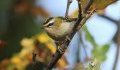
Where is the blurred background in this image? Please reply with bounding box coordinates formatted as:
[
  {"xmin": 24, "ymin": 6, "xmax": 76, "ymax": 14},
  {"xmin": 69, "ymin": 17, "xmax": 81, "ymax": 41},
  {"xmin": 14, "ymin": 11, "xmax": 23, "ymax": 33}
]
[{"xmin": 0, "ymin": 0, "xmax": 120, "ymax": 70}]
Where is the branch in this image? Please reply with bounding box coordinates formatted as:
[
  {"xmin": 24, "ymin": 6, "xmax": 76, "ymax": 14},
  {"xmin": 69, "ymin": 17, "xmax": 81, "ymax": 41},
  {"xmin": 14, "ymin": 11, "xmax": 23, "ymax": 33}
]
[
  {"xmin": 84, "ymin": 0, "xmax": 93, "ymax": 13},
  {"xmin": 98, "ymin": 14, "xmax": 119, "ymax": 24},
  {"xmin": 65, "ymin": 0, "xmax": 72, "ymax": 18},
  {"xmin": 113, "ymin": 27, "xmax": 120, "ymax": 70},
  {"xmin": 113, "ymin": 41, "xmax": 120, "ymax": 70},
  {"xmin": 46, "ymin": 0, "xmax": 94, "ymax": 69},
  {"xmin": 113, "ymin": 23, "xmax": 120, "ymax": 70},
  {"xmin": 46, "ymin": 1, "xmax": 82, "ymax": 69},
  {"xmin": 98, "ymin": 14, "xmax": 120, "ymax": 70},
  {"xmin": 78, "ymin": 31, "xmax": 88, "ymax": 58}
]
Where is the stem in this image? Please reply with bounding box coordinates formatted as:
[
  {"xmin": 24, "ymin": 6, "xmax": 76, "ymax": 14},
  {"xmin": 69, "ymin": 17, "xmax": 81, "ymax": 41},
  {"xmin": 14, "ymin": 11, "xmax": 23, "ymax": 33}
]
[
  {"xmin": 113, "ymin": 43, "xmax": 120, "ymax": 70},
  {"xmin": 46, "ymin": 0, "xmax": 94, "ymax": 69},
  {"xmin": 113, "ymin": 29, "xmax": 120, "ymax": 70},
  {"xmin": 98, "ymin": 14, "xmax": 120, "ymax": 70},
  {"xmin": 78, "ymin": 31, "xmax": 88, "ymax": 58},
  {"xmin": 65, "ymin": 0, "xmax": 72, "ymax": 18},
  {"xmin": 46, "ymin": 1, "xmax": 82, "ymax": 69},
  {"xmin": 84, "ymin": 0, "xmax": 93, "ymax": 13}
]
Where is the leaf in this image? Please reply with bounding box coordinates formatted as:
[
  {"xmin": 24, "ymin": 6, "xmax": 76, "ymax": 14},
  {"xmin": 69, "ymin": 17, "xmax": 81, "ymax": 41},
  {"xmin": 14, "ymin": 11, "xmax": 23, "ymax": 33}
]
[
  {"xmin": 83, "ymin": 26, "xmax": 110, "ymax": 61},
  {"xmin": 92, "ymin": 48, "xmax": 106, "ymax": 61},
  {"xmin": 90, "ymin": 0, "xmax": 117, "ymax": 10},
  {"xmin": 83, "ymin": 26, "xmax": 97, "ymax": 47},
  {"xmin": 81, "ymin": 0, "xmax": 117, "ymax": 11},
  {"xmin": 92, "ymin": 44, "xmax": 110, "ymax": 61},
  {"xmin": 80, "ymin": 0, "xmax": 88, "ymax": 11},
  {"xmin": 100, "ymin": 44, "xmax": 110, "ymax": 54}
]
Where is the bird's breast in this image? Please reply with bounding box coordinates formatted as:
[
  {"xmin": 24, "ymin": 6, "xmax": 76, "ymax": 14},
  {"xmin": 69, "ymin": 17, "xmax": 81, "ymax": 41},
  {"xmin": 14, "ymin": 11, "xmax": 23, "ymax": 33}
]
[{"xmin": 44, "ymin": 22, "xmax": 75, "ymax": 40}]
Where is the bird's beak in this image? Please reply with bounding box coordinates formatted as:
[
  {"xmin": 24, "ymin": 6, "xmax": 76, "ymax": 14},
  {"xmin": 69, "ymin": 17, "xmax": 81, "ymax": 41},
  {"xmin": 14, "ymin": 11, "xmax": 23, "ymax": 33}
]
[
  {"xmin": 43, "ymin": 24, "xmax": 48, "ymax": 28},
  {"xmin": 40, "ymin": 25, "xmax": 45, "ymax": 29},
  {"xmin": 41, "ymin": 25, "xmax": 47, "ymax": 29}
]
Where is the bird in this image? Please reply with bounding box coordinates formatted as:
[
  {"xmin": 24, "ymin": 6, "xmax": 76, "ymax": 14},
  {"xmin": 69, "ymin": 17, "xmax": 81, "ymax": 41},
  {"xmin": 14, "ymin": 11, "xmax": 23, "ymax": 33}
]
[{"xmin": 43, "ymin": 17, "xmax": 76, "ymax": 41}]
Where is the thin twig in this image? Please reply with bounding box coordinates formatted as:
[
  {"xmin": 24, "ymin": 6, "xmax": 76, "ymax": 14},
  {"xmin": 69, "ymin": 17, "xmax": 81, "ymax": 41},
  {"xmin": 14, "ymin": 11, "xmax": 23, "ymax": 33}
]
[
  {"xmin": 77, "ymin": 10, "xmax": 95, "ymax": 30},
  {"xmin": 78, "ymin": 31, "xmax": 88, "ymax": 58},
  {"xmin": 84, "ymin": 0, "xmax": 93, "ymax": 13},
  {"xmin": 113, "ymin": 25, "xmax": 120, "ymax": 70},
  {"xmin": 98, "ymin": 14, "xmax": 119, "ymax": 24},
  {"xmin": 98, "ymin": 14, "xmax": 120, "ymax": 70},
  {"xmin": 65, "ymin": 0, "xmax": 72, "ymax": 18},
  {"xmin": 113, "ymin": 42, "xmax": 120, "ymax": 70}
]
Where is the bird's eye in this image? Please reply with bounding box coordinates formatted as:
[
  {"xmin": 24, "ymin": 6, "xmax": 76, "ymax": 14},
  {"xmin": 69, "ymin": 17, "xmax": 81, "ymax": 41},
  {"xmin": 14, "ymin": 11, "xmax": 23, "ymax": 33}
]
[{"xmin": 47, "ymin": 22, "xmax": 54, "ymax": 27}]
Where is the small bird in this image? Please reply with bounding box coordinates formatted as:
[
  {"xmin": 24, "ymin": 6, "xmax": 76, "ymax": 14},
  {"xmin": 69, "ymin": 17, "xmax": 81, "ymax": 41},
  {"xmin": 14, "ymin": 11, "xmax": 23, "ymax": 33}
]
[{"xmin": 43, "ymin": 17, "xmax": 76, "ymax": 41}]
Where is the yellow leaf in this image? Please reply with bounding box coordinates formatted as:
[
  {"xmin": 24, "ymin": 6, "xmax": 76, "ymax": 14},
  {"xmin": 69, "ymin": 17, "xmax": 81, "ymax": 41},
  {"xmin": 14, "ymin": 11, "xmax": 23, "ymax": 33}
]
[
  {"xmin": 90, "ymin": 0, "xmax": 117, "ymax": 10},
  {"xmin": 11, "ymin": 56, "xmax": 21, "ymax": 65},
  {"xmin": 81, "ymin": 0, "xmax": 117, "ymax": 12},
  {"xmin": 81, "ymin": 0, "xmax": 88, "ymax": 11},
  {"xmin": 46, "ymin": 43, "xmax": 56, "ymax": 53},
  {"xmin": 38, "ymin": 33, "xmax": 50, "ymax": 43}
]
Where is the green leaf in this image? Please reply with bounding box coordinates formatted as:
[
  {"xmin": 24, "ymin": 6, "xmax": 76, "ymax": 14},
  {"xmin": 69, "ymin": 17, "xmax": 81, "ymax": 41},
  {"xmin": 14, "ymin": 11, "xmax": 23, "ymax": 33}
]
[
  {"xmin": 92, "ymin": 44, "xmax": 110, "ymax": 61},
  {"xmin": 100, "ymin": 44, "xmax": 110, "ymax": 54},
  {"xmin": 83, "ymin": 26, "xmax": 97, "ymax": 47}
]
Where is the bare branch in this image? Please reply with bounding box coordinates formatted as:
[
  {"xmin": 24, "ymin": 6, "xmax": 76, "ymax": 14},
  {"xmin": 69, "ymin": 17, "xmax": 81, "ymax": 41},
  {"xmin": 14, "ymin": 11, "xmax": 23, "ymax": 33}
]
[
  {"xmin": 46, "ymin": 0, "xmax": 82, "ymax": 69},
  {"xmin": 113, "ymin": 23, "xmax": 120, "ymax": 70},
  {"xmin": 65, "ymin": 0, "xmax": 72, "ymax": 18},
  {"xmin": 113, "ymin": 42, "xmax": 120, "ymax": 70},
  {"xmin": 77, "ymin": 10, "xmax": 95, "ymax": 30},
  {"xmin": 98, "ymin": 14, "xmax": 120, "ymax": 70},
  {"xmin": 98, "ymin": 14, "xmax": 119, "ymax": 24},
  {"xmin": 84, "ymin": 0, "xmax": 93, "ymax": 13},
  {"xmin": 78, "ymin": 31, "xmax": 88, "ymax": 58},
  {"xmin": 46, "ymin": 0, "xmax": 94, "ymax": 69}
]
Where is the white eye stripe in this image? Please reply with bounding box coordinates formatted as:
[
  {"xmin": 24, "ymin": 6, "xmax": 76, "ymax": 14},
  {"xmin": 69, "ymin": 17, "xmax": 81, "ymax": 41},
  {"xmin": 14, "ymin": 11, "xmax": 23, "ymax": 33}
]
[
  {"xmin": 44, "ymin": 19, "xmax": 55, "ymax": 27},
  {"xmin": 49, "ymin": 19, "xmax": 54, "ymax": 23}
]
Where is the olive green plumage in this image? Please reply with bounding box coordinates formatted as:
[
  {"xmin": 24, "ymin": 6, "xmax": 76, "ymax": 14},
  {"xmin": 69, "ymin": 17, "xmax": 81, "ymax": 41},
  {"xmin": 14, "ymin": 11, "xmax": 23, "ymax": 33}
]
[{"xmin": 43, "ymin": 17, "xmax": 76, "ymax": 40}]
